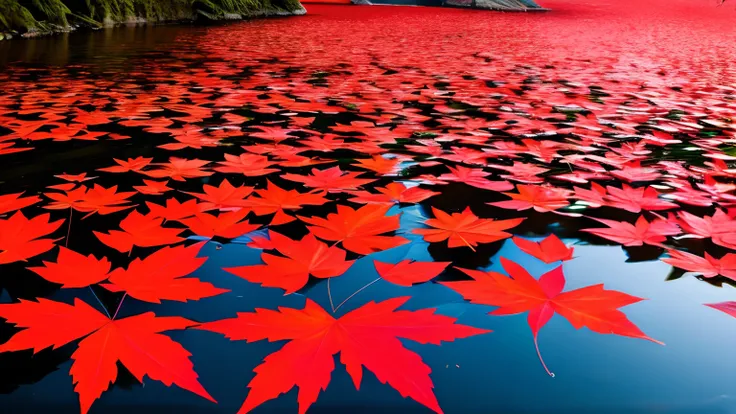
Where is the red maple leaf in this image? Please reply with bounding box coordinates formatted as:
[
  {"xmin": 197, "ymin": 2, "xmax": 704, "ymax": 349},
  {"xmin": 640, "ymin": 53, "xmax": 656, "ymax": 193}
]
[
  {"xmin": 54, "ymin": 173, "xmax": 96, "ymax": 183},
  {"xmin": 102, "ymin": 243, "xmax": 228, "ymax": 303},
  {"xmin": 662, "ymin": 249, "xmax": 736, "ymax": 279},
  {"xmin": 242, "ymin": 181, "xmax": 328, "ymax": 225},
  {"xmin": 133, "ymin": 179, "xmax": 172, "ymax": 196},
  {"xmin": 610, "ymin": 161, "xmax": 662, "ymax": 183},
  {"xmin": 226, "ymin": 231, "xmax": 354, "ymax": 294},
  {"xmin": 572, "ymin": 182, "xmax": 607, "ymax": 207},
  {"xmin": 298, "ymin": 204, "xmax": 409, "ymax": 255},
  {"xmin": 353, "ymin": 155, "xmax": 402, "ymax": 175},
  {"xmin": 282, "ymin": 166, "xmax": 376, "ymax": 193},
  {"xmin": 605, "ymin": 184, "xmax": 678, "ymax": 213},
  {"xmin": 0, "ymin": 211, "xmax": 64, "ymax": 265},
  {"xmin": 443, "ymin": 258, "xmax": 661, "ymax": 376},
  {"xmin": 93, "ymin": 210, "xmax": 184, "ymax": 254},
  {"xmin": 181, "ymin": 210, "xmax": 260, "ymax": 239},
  {"xmin": 0, "ymin": 142, "xmax": 32, "ymax": 156},
  {"xmin": 437, "ymin": 165, "xmax": 513, "ymax": 192},
  {"xmin": 581, "ymin": 216, "xmax": 680, "ymax": 247},
  {"xmin": 184, "ymin": 179, "xmax": 253, "ymax": 212},
  {"xmin": 374, "ymin": 259, "xmax": 451, "ymax": 287},
  {"xmin": 146, "ymin": 198, "xmax": 203, "ymax": 221},
  {"xmin": 75, "ymin": 184, "xmax": 136, "ymax": 217},
  {"xmin": 198, "ymin": 297, "xmax": 488, "ymax": 414},
  {"xmin": 347, "ymin": 182, "xmax": 439, "ymax": 205},
  {"xmin": 28, "ymin": 246, "xmax": 112, "ymax": 288},
  {"xmin": 705, "ymin": 302, "xmax": 736, "ymax": 319},
  {"xmin": 0, "ymin": 192, "xmax": 41, "ymax": 215},
  {"xmin": 512, "ymin": 234, "xmax": 574, "ymax": 263},
  {"xmin": 0, "ymin": 298, "xmax": 215, "ymax": 414},
  {"xmin": 44, "ymin": 185, "xmax": 135, "ymax": 218},
  {"xmin": 213, "ymin": 153, "xmax": 279, "ymax": 176},
  {"xmin": 677, "ymin": 210, "xmax": 736, "ymax": 250},
  {"xmin": 413, "ymin": 207, "xmax": 523, "ymax": 251},
  {"xmin": 143, "ymin": 157, "xmax": 213, "ymax": 181},
  {"xmin": 490, "ymin": 185, "xmax": 572, "ymax": 213},
  {"xmin": 98, "ymin": 157, "xmax": 153, "ymax": 173}
]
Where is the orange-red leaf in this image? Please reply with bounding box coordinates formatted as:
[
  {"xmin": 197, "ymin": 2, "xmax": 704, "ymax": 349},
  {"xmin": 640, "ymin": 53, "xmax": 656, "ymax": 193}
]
[
  {"xmin": 102, "ymin": 243, "xmax": 227, "ymax": 303},
  {"xmin": 198, "ymin": 297, "xmax": 488, "ymax": 414},
  {"xmin": 242, "ymin": 181, "xmax": 328, "ymax": 225},
  {"xmin": 0, "ymin": 298, "xmax": 214, "ymax": 414},
  {"xmin": 374, "ymin": 259, "xmax": 450, "ymax": 287},
  {"xmin": 512, "ymin": 234, "xmax": 574, "ymax": 263},
  {"xmin": 282, "ymin": 166, "xmax": 376, "ymax": 193},
  {"xmin": 184, "ymin": 178, "xmax": 253, "ymax": 212},
  {"xmin": 299, "ymin": 204, "xmax": 409, "ymax": 255},
  {"xmin": 348, "ymin": 182, "xmax": 439, "ymax": 205},
  {"xmin": 0, "ymin": 192, "xmax": 41, "ymax": 215},
  {"xmin": 413, "ymin": 207, "xmax": 523, "ymax": 250},
  {"xmin": 28, "ymin": 246, "xmax": 112, "ymax": 288},
  {"xmin": 443, "ymin": 258, "xmax": 661, "ymax": 375},
  {"xmin": 489, "ymin": 185, "xmax": 571, "ymax": 213},
  {"xmin": 0, "ymin": 211, "xmax": 64, "ymax": 265},
  {"xmin": 181, "ymin": 210, "xmax": 260, "ymax": 239},
  {"xmin": 226, "ymin": 231, "xmax": 354, "ymax": 294},
  {"xmin": 143, "ymin": 157, "xmax": 212, "ymax": 181},
  {"xmin": 93, "ymin": 210, "xmax": 184, "ymax": 253}
]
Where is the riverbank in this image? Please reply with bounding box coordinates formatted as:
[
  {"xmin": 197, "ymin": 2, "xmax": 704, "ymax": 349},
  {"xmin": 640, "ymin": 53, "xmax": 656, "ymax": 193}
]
[{"xmin": 0, "ymin": 0, "xmax": 305, "ymax": 39}]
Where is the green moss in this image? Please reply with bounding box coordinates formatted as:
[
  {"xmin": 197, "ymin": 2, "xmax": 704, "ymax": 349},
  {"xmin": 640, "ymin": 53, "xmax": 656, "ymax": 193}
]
[
  {"xmin": 0, "ymin": 0, "xmax": 40, "ymax": 30},
  {"xmin": 0, "ymin": 0, "xmax": 303, "ymax": 33}
]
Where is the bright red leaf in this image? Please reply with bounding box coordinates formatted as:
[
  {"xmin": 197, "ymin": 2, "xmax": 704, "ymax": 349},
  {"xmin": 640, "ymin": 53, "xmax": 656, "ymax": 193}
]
[
  {"xmin": 0, "ymin": 192, "xmax": 41, "ymax": 215},
  {"xmin": 299, "ymin": 204, "xmax": 409, "ymax": 255},
  {"xmin": 282, "ymin": 166, "xmax": 376, "ymax": 193},
  {"xmin": 443, "ymin": 258, "xmax": 661, "ymax": 376},
  {"xmin": 490, "ymin": 185, "xmax": 572, "ymax": 213},
  {"xmin": 102, "ymin": 243, "xmax": 227, "ymax": 303},
  {"xmin": 184, "ymin": 179, "xmax": 253, "ymax": 212},
  {"xmin": 144, "ymin": 157, "xmax": 213, "ymax": 181},
  {"xmin": 374, "ymin": 259, "xmax": 451, "ymax": 287},
  {"xmin": 581, "ymin": 216, "xmax": 680, "ymax": 247},
  {"xmin": 348, "ymin": 182, "xmax": 439, "ymax": 205},
  {"xmin": 512, "ymin": 234, "xmax": 574, "ymax": 263},
  {"xmin": 181, "ymin": 210, "xmax": 260, "ymax": 239},
  {"xmin": 226, "ymin": 231, "xmax": 354, "ymax": 294},
  {"xmin": 242, "ymin": 181, "xmax": 328, "ymax": 225},
  {"xmin": 413, "ymin": 207, "xmax": 523, "ymax": 251},
  {"xmin": 198, "ymin": 297, "xmax": 488, "ymax": 414},
  {"xmin": 93, "ymin": 210, "xmax": 184, "ymax": 253},
  {"xmin": 28, "ymin": 246, "xmax": 112, "ymax": 288},
  {"xmin": 0, "ymin": 211, "xmax": 64, "ymax": 265},
  {"xmin": 0, "ymin": 298, "xmax": 215, "ymax": 414},
  {"xmin": 662, "ymin": 249, "xmax": 736, "ymax": 279}
]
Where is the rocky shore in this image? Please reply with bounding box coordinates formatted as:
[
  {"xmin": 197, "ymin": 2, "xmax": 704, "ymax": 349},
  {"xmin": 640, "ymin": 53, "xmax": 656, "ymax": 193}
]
[{"xmin": 0, "ymin": 0, "xmax": 306, "ymax": 39}]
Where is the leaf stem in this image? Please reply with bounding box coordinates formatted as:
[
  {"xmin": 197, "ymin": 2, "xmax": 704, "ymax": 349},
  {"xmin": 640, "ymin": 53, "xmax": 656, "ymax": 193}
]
[
  {"xmin": 112, "ymin": 293, "xmax": 127, "ymax": 320},
  {"xmin": 88, "ymin": 286, "xmax": 111, "ymax": 318},
  {"xmin": 333, "ymin": 277, "xmax": 381, "ymax": 313},
  {"xmin": 328, "ymin": 278, "xmax": 336, "ymax": 312},
  {"xmin": 534, "ymin": 336, "xmax": 555, "ymax": 378},
  {"xmin": 65, "ymin": 209, "xmax": 73, "ymax": 247},
  {"xmin": 458, "ymin": 234, "xmax": 477, "ymax": 252}
]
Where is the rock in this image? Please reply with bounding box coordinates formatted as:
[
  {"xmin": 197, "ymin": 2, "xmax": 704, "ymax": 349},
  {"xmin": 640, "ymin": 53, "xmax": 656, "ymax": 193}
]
[{"xmin": 444, "ymin": 0, "xmax": 543, "ymax": 10}]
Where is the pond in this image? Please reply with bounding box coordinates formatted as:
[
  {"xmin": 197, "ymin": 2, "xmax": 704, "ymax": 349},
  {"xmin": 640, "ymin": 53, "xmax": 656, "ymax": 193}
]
[{"xmin": 1, "ymin": 1, "xmax": 736, "ymax": 413}]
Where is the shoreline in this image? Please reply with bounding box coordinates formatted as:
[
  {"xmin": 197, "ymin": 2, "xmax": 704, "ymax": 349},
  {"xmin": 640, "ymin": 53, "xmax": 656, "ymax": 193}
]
[{"xmin": 0, "ymin": 0, "xmax": 306, "ymax": 40}]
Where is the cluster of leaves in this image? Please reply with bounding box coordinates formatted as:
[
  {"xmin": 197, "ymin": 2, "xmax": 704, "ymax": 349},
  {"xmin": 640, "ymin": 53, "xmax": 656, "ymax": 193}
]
[{"xmin": 2, "ymin": 3, "xmax": 736, "ymax": 413}]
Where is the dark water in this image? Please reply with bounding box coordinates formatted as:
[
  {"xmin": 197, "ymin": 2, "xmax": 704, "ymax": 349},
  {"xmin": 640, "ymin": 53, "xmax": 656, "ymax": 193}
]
[{"xmin": 1, "ymin": 2, "xmax": 736, "ymax": 414}]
